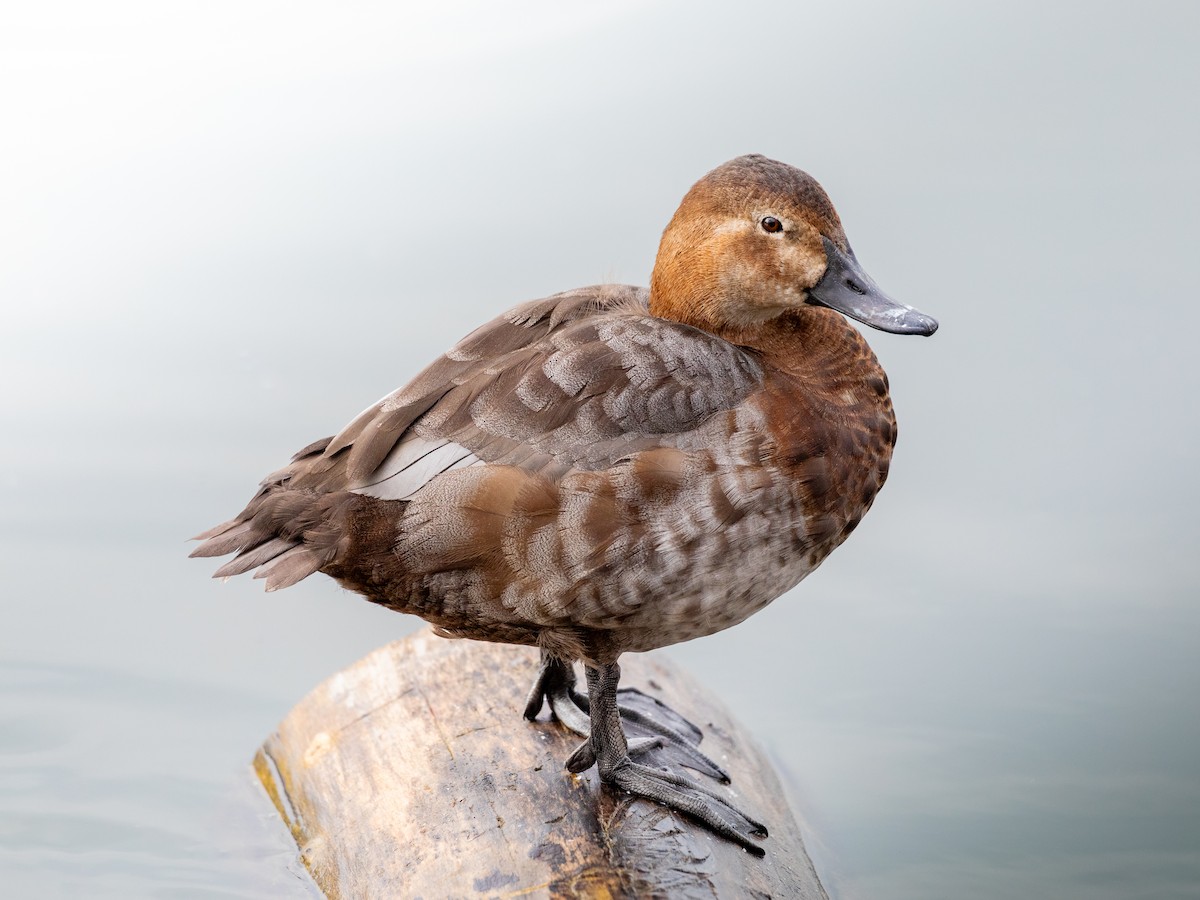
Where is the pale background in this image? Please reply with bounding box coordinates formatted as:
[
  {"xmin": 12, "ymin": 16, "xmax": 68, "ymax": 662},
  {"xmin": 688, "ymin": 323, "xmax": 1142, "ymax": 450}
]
[{"xmin": 2, "ymin": 2, "xmax": 1197, "ymax": 898}]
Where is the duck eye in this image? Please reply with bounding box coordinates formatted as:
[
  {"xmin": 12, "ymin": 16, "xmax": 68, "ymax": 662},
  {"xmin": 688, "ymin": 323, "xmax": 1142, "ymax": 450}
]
[{"xmin": 760, "ymin": 216, "xmax": 783, "ymax": 234}]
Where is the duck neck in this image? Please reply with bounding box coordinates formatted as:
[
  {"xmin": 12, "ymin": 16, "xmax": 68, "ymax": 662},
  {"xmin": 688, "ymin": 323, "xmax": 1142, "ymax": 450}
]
[
  {"xmin": 648, "ymin": 229, "xmax": 805, "ymax": 342},
  {"xmin": 648, "ymin": 277, "xmax": 830, "ymax": 358}
]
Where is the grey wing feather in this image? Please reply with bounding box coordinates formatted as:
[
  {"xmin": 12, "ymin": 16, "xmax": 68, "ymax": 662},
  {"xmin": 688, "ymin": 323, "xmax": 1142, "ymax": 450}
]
[
  {"xmin": 342, "ymin": 290, "xmax": 764, "ymax": 495},
  {"xmin": 328, "ymin": 286, "xmax": 623, "ymax": 480},
  {"xmin": 360, "ymin": 439, "xmax": 482, "ymax": 501},
  {"xmin": 191, "ymin": 283, "xmax": 764, "ymax": 586}
]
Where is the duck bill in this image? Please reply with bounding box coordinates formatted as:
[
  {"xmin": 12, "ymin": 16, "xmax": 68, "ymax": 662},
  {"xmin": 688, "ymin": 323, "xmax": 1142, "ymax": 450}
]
[{"xmin": 809, "ymin": 237, "xmax": 938, "ymax": 336}]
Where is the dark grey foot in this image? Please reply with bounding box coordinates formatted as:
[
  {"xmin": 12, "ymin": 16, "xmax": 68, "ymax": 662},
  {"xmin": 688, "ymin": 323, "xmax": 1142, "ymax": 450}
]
[
  {"xmin": 604, "ymin": 757, "xmax": 768, "ymax": 855},
  {"xmin": 523, "ymin": 652, "xmax": 590, "ymax": 734},
  {"xmin": 524, "ymin": 651, "xmax": 728, "ymax": 782},
  {"xmin": 579, "ymin": 660, "xmax": 769, "ymax": 856}
]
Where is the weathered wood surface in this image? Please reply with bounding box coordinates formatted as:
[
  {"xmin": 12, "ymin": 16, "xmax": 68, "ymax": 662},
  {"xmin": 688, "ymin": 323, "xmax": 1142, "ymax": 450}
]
[{"xmin": 254, "ymin": 629, "xmax": 827, "ymax": 899}]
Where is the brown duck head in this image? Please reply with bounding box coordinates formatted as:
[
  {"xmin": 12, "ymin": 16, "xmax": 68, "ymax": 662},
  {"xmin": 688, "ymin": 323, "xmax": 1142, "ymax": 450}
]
[{"xmin": 649, "ymin": 154, "xmax": 938, "ymax": 338}]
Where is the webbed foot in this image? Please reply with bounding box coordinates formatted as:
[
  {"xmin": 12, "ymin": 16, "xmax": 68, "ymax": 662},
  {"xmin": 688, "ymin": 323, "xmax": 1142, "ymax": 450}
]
[
  {"xmin": 601, "ymin": 756, "xmax": 768, "ymax": 856},
  {"xmin": 523, "ymin": 651, "xmax": 728, "ymax": 782},
  {"xmin": 533, "ymin": 655, "xmax": 768, "ymax": 856}
]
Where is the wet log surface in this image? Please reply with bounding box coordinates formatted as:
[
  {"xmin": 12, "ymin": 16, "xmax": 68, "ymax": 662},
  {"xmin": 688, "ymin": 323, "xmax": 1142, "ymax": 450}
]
[{"xmin": 254, "ymin": 628, "xmax": 827, "ymax": 899}]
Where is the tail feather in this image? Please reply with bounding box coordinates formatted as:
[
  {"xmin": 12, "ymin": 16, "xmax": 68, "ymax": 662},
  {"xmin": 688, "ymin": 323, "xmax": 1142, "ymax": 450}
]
[
  {"xmin": 254, "ymin": 545, "xmax": 336, "ymax": 592},
  {"xmin": 189, "ymin": 521, "xmax": 258, "ymax": 558},
  {"xmin": 212, "ymin": 537, "xmax": 295, "ymax": 578},
  {"xmin": 190, "ymin": 434, "xmax": 348, "ymax": 591},
  {"xmin": 191, "ymin": 518, "xmax": 241, "ymax": 543}
]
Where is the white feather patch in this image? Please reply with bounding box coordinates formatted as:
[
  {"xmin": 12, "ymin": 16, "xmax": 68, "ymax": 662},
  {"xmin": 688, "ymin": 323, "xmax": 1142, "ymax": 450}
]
[{"xmin": 352, "ymin": 435, "xmax": 482, "ymax": 501}]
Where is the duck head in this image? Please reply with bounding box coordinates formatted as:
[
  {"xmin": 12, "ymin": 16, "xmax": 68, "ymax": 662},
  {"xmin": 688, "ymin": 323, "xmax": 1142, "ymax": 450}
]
[{"xmin": 649, "ymin": 154, "xmax": 938, "ymax": 337}]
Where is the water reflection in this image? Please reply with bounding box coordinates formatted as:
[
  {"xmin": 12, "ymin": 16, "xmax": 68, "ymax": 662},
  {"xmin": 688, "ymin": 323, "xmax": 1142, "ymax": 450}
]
[{"xmin": 0, "ymin": 663, "xmax": 316, "ymax": 898}]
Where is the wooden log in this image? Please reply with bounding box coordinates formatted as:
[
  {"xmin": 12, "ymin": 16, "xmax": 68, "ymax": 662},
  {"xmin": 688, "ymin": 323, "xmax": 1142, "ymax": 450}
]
[{"xmin": 254, "ymin": 629, "xmax": 827, "ymax": 899}]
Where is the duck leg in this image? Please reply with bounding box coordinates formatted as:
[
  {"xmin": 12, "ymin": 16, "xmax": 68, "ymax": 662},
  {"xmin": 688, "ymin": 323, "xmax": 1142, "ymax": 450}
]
[
  {"xmin": 523, "ymin": 652, "xmax": 591, "ymax": 734},
  {"xmin": 566, "ymin": 660, "xmax": 768, "ymax": 856},
  {"xmin": 523, "ymin": 651, "xmax": 729, "ymax": 781}
]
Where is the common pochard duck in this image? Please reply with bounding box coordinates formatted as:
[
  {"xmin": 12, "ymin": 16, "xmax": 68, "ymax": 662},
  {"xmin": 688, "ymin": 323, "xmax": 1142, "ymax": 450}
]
[{"xmin": 193, "ymin": 154, "xmax": 937, "ymax": 853}]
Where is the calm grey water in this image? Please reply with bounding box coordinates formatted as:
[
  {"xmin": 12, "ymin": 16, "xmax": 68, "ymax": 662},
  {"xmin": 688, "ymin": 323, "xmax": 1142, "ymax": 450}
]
[{"xmin": 2, "ymin": 2, "xmax": 1198, "ymax": 898}]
